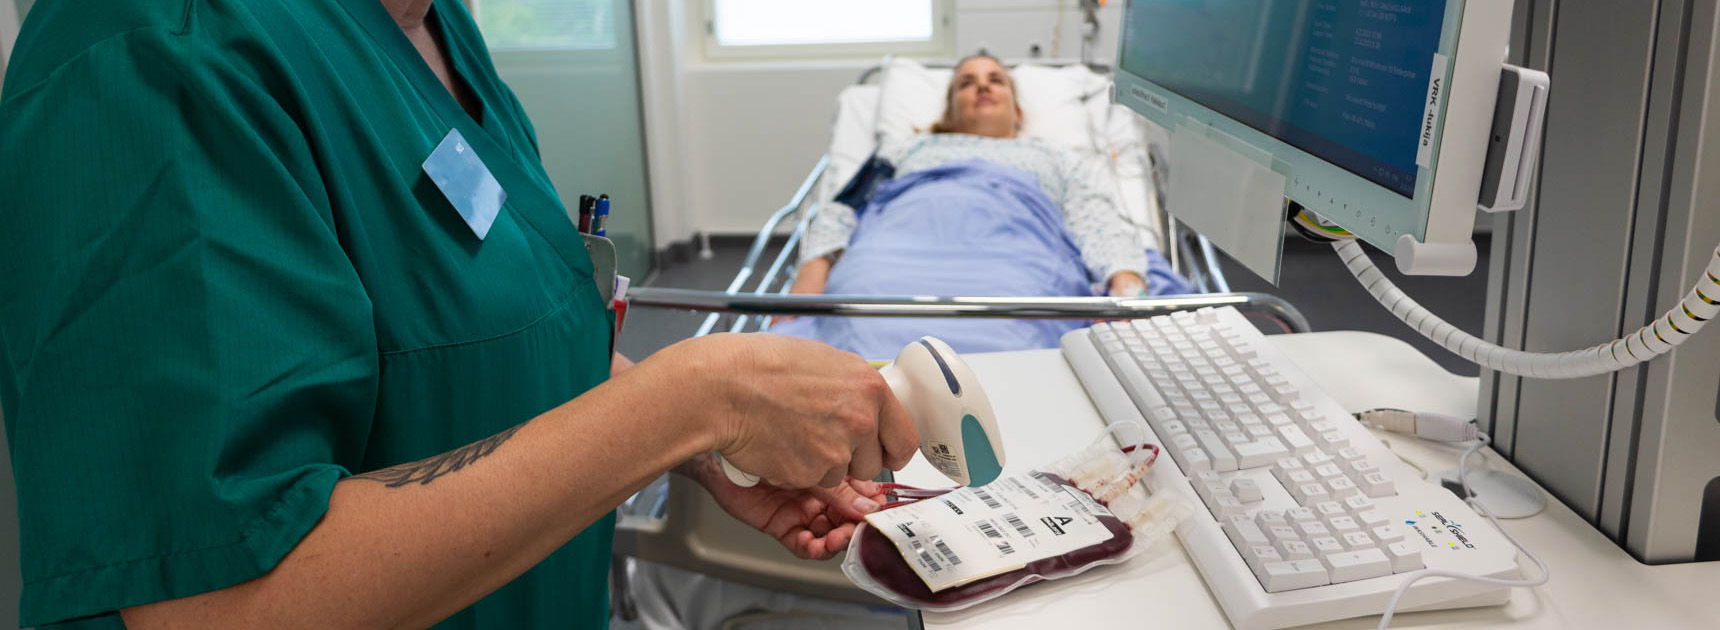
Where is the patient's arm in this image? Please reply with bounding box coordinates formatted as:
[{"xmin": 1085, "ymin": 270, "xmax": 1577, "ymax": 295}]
[
  {"xmin": 1056, "ymin": 151, "xmax": 1151, "ymax": 290},
  {"xmin": 790, "ymin": 255, "xmax": 834, "ymax": 295}
]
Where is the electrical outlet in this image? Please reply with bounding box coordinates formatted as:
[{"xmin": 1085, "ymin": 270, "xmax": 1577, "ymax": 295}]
[{"xmin": 1027, "ymin": 41, "xmax": 1044, "ymax": 58}]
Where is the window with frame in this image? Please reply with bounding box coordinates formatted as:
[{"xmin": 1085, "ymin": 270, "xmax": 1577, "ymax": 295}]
[
  {"xmin": 474, "ymin": 0, "xmax": 618, "ymax": 51},
  {"xmin": 706, "ymin": 0, "xmax": 951, "ymax": 59}
]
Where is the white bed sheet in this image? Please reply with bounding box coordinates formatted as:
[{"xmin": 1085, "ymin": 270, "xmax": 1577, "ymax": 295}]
[{"xmin": 817, "ymin": 58, "xmax": 1167, "ymax": 250}]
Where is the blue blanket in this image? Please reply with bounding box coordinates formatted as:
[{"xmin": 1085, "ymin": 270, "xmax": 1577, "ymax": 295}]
[{"xmin": 772, "ymin": 160, "xmax": 1191, "ymax": 360}]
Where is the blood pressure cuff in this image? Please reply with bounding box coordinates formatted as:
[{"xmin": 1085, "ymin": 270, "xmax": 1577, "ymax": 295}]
[{"xmin": 834, "ymin": 152, "xmax": 897, "ymax": 210}]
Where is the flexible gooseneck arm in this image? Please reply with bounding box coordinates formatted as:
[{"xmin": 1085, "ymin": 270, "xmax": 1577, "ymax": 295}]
[{"xmin": 1335, "ymin": 240, "xmax": 1720, "ymax": 378}]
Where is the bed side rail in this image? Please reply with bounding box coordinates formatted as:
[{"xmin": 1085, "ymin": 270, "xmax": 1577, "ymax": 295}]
[{"xmin": 635, "ymin": 289, "xmax": 1311, "ymax": 335}]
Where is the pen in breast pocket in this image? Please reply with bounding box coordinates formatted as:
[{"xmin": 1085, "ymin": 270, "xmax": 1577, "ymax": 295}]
[
  {"xmin": 577, "ymin": 195, "xmax": 596, "ymax": 234},
  {"xmin": 594, "ymin": 194, "xmax": 611, "ymax": 237}
]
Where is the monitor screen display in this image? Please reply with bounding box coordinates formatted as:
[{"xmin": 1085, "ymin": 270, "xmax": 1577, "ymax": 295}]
[{"xmin": 1120, "ymin": 0, "xmax": 1449, "ymax": 197}]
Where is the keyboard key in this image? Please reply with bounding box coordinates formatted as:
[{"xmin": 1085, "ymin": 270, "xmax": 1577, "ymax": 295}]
[
  {"xmin": 1247, "ymin": 545, "xmax": 1284, "ymax": 573},
  {"xmin": 1326, "ymin": 476, "xmax": 1361, "ymax": 500},
  {"xmin": 1277, "ymin": 539, "xmax": 1315, "ymax": 562},
  {"xmin": 1307, "ymin": 421, "xmax": 1335, "ymax": 434},
  {"xmin": 1271, "ymin": 458, "xmax": 1304, "ymax": 485},
  {"xmin": 1371, "ymin": 524, "xmax": 1406, "ymax": 545},
  {"xmin": 1224, "ymin": 515, "xmax": 1271, "ymax": 549},
  {"xmin": 1285, "ymin": 469, "xmax": 1318, "ymax": 487},
  {"xmin": 1348, "ymin": 459, "xmax": 1381, "ymax": 477},
  {"xmin": 1385, "ymin": 542, "xmax": 1425, "ymax": 573},
  {"xmin": 1171, "ymin": 434, "xmax": 1200, "ymax": 452},
  {"xmin": 1159, "ymin": 420, "xmax": 1188, "ymax": 436},
  {"xmin": 1335, "ymin": 447, "xmax": 1366, "ymax": 464},
  {"xmin": 1323, "ymin": 549, "xmax": 1392, "ymax": 583},
  {"xmin": 1194, "ymin": 431, "xmax": 1238, "ymax": 471},
  {"xmin": 1302, "ymin": 452, "xmax": 1334, "ymax": 468},
  {"xmin": 1314, "ymin": 463, "xmax": 1346, "ymax": 481},
  {"xmin": 1266, "ymin": 412, "xmax": 1295, "ymax": 428},
  {"xmin": 1342, "ymin": 496, "xmax": 1376, "ymax": 516},
  {"xmin": 1246, "ymin": 424, "xmax": 1274, "ymax": 439},
  {"xmin": 1213, "ymin": 496, "xmax": 1247, "ymax": 519},
  {"xmin": 1341, "ymin": 532, "xmax": 1376, "ymax": 551},
  {"xmin": 1196, "ymin": 481, "xmax": 1230, "ymax": 503},
  {"xmin": 1277, "ymin": 425, "xmax": 1317, "ymax": 455},
  {"xmin": 1327, "ymin": 516, "xmax": 1361, "ymax": 535},
  {"xmin": 1179, "ymin": 449, "xmax": 1212, "ymax": 473},
  {"xmin": 1261, "ymin": 560, "xmax": 1329, "ymax": 592},
  {"xmin": 1293, "ymin": 483, "xmax": 1330, "ymax": 505},
  {"xmin": 1266, "ymin": 525, "xmax": 1300, "ymax": 543},
  {"xmin": 1356, "ymin": 509, "xmax": 1391, "ymax": 528},
  {"xmin": 1193, "ymin": 470, "xmax": 1223, "ymax": 485},
  {"xmin": 1318, "ymin": 431, "xmax": 1350, "ymax": 451},
  {"xmin": 1255, "ymin": 510, "xmax": 1288, "ymax": 527},
  {"xmin": 1230, "ymin": 478, "xmax": 1264, "ymax": 503},
  {"xmin": 1293, "ymin": 520, "xmax": 1331, "ymax": 539},
  {"xmin": 1310, "ymin": 536, "xmax": 1345, "ymax": 557},
  {"xmin": 1221, "ymin": 431, "xmax": 1251, "ymax": 451},
  {"xmin": 1285, "ymin": 507, "xmax": 1318, "ymax": 522},
  {"xmin": 1359, "ymin": 472, "xmax": 1397, "ymax": 497},
  {"xmin": 1234, "ymin": 438, "xmax": 1290, "ymax": 468},
  {"xmin": 1313, "ymin": 501, "xmax": 1347, "ymax": 521},
  {"xmin": 1290, "ymin": 399, "xmax": 1317, "ymax": 412}
]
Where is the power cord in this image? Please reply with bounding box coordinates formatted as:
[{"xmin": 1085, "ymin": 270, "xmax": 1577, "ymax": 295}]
[{"xmin": 1358, "ymin": 409, "xmax": 1551, "ymax": 629}]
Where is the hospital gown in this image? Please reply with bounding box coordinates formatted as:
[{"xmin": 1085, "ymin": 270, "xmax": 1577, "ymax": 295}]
[{"xmin": 802, "ymin": 133, "xmax": 1149, "ymax": 289}]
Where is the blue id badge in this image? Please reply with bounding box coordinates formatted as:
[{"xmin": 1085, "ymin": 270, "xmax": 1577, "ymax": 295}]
[{"xmin": 423, "ymin": 128, "xmax": 507, "ymax": 239}]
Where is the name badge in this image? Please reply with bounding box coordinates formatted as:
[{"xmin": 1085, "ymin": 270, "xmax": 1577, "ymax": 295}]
[{"xmin": 423, "ymin": 128, "xmax": 507, "ymax": 239}]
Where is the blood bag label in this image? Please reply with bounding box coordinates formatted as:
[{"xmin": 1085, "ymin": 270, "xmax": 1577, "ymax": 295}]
[{"xmin": 864, "ymin": 472, "xmax": 1116, "ymax": 591}]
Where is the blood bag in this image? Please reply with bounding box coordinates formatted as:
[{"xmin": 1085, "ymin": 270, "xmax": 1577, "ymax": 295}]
[{"xmin": 842, "ymin": 423, "xmax": 1190, "ymax": 611}]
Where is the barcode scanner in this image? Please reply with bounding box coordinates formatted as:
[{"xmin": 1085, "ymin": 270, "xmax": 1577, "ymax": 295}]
[{"xmin": 720, "ymin": 336, "xmax": 1008, "ymax": 488}]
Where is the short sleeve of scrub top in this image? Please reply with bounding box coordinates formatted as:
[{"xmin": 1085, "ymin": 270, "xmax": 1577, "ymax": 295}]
[{"xmin": 0, "ymin": 1, "xmax": 615, "ymax": 628}]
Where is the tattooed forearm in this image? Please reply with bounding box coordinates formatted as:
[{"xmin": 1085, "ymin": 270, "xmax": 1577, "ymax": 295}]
[{"xmin": 351, "ymin": 423, "xmax": 526, "ymax": 488}]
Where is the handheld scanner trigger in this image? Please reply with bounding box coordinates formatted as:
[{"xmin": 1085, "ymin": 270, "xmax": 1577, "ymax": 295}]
[
  {"xmin": 718, "ymin": 453, "xmax": 760, "ymax": 487},
  {"xmin": 881, "ymin": 337, "xmax": 1006, "ymax": 487}
]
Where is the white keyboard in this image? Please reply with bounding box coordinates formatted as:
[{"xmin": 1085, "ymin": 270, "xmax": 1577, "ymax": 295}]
[{"xmin": 1060, "ymin": 306, "xmax": 1520, "ymax": 630}]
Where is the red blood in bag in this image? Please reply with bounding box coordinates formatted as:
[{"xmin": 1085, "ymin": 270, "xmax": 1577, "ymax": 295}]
[{"xmin": 856, "ymin": 473, "xmax": 1135, "ymax": 608}]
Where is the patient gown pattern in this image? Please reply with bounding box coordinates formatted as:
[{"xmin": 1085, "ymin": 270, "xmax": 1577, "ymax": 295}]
[{"xmin": 773, "ymin": 160, "xmax": 1188, "ymax": 360}]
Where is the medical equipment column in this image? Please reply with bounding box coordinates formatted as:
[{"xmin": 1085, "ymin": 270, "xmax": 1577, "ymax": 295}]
[{"xmin": 1481, "ymin": 0, "xmax": 1720, "ymax": 562}]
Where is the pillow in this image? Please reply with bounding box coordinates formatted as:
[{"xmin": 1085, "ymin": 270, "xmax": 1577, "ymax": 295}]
[
  {"xmin": 872, "ymin": 58, "xmax": 952, "ymax": 145},
  {"xmin": 873, "ymin": 58, "xmax": 1114, "ymax": 152},
  {"xmin": 856, "ymin": 58, "xmax": 1168, "ymax": 248}
]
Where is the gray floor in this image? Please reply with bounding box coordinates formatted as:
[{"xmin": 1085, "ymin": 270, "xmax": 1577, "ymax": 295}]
[{"xmin": 619, "ymin": 235, "xmax": 1492, "ymax": 377}]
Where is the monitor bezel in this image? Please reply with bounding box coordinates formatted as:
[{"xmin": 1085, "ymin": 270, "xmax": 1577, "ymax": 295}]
[{"xmin": 1115, "ymin": 0, "xmax": 1511, "ymax": 265}]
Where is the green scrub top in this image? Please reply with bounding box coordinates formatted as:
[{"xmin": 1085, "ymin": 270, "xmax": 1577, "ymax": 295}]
[{"xmin": 0, "ymin": 0, "xmax": 615, "ymax": 627}]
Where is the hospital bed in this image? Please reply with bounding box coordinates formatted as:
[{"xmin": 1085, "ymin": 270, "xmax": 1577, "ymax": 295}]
[{"xmin": 616, "ymin": 58, "xmax": 1309, "ymax": 621}]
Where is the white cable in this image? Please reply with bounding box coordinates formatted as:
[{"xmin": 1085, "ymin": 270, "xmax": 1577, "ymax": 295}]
[
  {"xmin": 1376, "ymin": 433, "xmax": 1550, "ymax": 630},
  {"xmin": 1335, "ymin": 240, "xmax": 1720, "ymax": 378}
]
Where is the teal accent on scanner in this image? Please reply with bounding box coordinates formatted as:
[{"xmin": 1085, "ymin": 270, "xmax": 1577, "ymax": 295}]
[{"xmin": 960, "ymin": 414, "xmax": 1003, "ymax": 486}]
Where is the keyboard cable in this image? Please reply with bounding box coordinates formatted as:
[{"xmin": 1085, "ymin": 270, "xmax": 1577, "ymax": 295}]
[{"xmin": 1358, "ymin": 410, "xmax": 1552, "ymax": 630}]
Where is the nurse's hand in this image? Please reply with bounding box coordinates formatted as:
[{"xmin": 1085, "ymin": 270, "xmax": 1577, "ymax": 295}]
[
  {"xmin": 657, "ymin": 332, "xmax": 917, "ymax": 488},
  {"xmin": 678, "ymin": 454, "xmax": 887, "ymax": 559}
]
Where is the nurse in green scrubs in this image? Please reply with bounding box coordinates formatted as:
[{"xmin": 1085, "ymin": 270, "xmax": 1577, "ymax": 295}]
[{"xmin": 0, "ymin": 0, "xmax": 919, "ymax": 628}]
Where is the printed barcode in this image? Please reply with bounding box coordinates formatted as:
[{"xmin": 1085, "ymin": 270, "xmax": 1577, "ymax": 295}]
[
  {"xmin": 978, "ymin": 520, "xmax": 1003, "ymax": 540},
  {"xmin": 913, "ymin": 540, "xmax": 942, "ymax": 572},
  {"xmin": 934, "ymin": 539, "xmax": 963, "ymax": 565},
  {"xmin": 998, "ymin": 541, "xmax": 1015, "ymax": 555},
  {"xmin": 1004, "ymin": 513, "xmax": 1035, "ymax": 538},
  {"xmin": 1008, "ymin": 478, "xmax": 1041, "ymax": 500},
  {"xmin": 974, "ymin": 488, "xmax": 1002, "ymax": 510}
]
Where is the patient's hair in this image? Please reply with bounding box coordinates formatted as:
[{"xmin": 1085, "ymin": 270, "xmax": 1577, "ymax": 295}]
[{"xmin": 930, "ymin": 54, "xmax": 1021, "ymax": 135}]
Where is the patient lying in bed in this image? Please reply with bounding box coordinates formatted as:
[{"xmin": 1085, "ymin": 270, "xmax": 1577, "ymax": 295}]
[{"xmin": 772, "ymin": 55, "xmax": 1190, "ymax": 359}]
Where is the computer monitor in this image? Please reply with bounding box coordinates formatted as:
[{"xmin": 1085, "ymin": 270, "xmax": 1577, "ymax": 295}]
[{"xmin": 1114, "ymin": 0, "xmax": 1511, "ymax": 276}]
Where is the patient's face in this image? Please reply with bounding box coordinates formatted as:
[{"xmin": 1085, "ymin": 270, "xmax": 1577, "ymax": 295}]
[{"xmin": 949, "ymin": 57, "xmax": 1022, "ymax": 138}]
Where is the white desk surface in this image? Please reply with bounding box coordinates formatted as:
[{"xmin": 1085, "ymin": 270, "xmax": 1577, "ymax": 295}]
[{"xmin": 896, "ymin": 331, "xmax": 1720, "ymax": 630}]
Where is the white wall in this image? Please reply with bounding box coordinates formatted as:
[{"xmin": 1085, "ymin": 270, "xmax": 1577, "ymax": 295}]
[{"xmin": 638, "ymin": 0, "xmax": 1124, "ymax": 243}]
